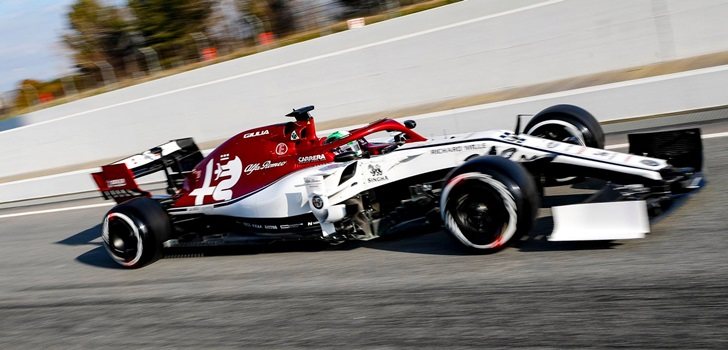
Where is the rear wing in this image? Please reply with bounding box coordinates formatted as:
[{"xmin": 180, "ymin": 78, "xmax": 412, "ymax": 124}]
[{"xmin": 91, "ymin": 138, "xmax": 203, "ymax": 203}]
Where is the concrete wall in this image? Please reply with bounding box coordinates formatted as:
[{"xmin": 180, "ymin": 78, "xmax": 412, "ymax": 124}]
[{"xmin": 2, "ymin": 0, "xmax": 728, "ymax": 179}]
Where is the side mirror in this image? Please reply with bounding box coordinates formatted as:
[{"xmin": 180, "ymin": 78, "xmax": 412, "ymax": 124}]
[{"xmin": 404, "ymin": 120, "xmax": 416, "ymax": 129}]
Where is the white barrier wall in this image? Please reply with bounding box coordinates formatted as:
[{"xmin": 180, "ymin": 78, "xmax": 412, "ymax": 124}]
[
  {"xmin": 2, "ymin": 64, "xmax": 728, "ymax": 204},
  {"xmin": 2, "ymin": 0, "xmax": 728, "ymax": 179}
]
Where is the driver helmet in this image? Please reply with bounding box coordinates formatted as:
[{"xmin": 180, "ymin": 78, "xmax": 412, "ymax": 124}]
[
  {"xmin": 325, "ymin": 130, "xmax": 349, "ymax": 144},
  {"xmin": 325, "ymin": 130, "xmax": 362, "ymax": 157}
]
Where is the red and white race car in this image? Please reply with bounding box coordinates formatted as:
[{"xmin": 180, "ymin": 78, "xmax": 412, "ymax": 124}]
[{"xmin": 92, "ymin": 105, "xmax": 704, "ymax": 268}]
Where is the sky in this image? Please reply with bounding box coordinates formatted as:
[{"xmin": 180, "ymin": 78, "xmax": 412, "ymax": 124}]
[
  {"xmin": 0, "ymin": 0, "xmax": 76, "ymax": 94},
  {"xmin": 0, "ymin": 0, "xmax": 342, "ymax": 97}
]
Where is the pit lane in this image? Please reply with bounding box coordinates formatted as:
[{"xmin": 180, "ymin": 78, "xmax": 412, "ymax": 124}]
[{"xmin": 0, "ymin": 119, "xmax": 727, "ymax": 348}]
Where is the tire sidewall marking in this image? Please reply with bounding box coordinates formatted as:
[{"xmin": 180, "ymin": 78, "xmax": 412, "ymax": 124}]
[
  {"xmin": 102, "ymin": 212, "xmax": 145, "ymax": 267},
  {"xmin": 441, "ymin": 172, "xmax": 518, "ymax": 249}
]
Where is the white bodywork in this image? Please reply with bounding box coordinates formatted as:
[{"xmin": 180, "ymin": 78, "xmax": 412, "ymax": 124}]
[
  {"xmin": 169, "ymin": 130, "xmax": 668, "ymax": 224},
  {"xmin": 114, "ymin": 140, "xmax": 182, "ymax": 169},
  {"xmin": 549, "ymin": 201, "xmax": 650, "ymax": 241}
]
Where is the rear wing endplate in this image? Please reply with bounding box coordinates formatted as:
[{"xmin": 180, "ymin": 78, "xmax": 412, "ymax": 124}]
[{"xmin": 91, "ymin": 138, "xmax": 203, "ymax": 203}]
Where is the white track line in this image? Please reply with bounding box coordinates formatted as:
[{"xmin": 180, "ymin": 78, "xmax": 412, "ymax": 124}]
[
  {"xmin": 3, "ymin": 128, "xmax": 728, "ymax": 219},
  {"xmin": 409, "ymin": 64, "xmax": 728, "ymax": 122},
  {"xmin": 703, "ymin": 131, "xmax": 728, "ymax": 139},
  {"xmin": 0, "ymin": 203, "xmax": 113, "ymax": 219},
  {"xmin": 1, "ymin": 0, "xmax": 563, "ymax": 135},
  {"xmin": 605, "ymin": 131, "xmax": 728, "ymax": 150}
]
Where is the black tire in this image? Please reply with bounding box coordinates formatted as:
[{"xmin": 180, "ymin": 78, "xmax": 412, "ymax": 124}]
[
  {"xmin": 440, "ymin": 156, "xmax": 539, "ymax": 252},
  {"xmin": 101, "ymin": 197, "xmax": 171, "ymax": 268},
  {"xmin": 524, "ymin": 104, "xmax": 605, "ymax": 149}
]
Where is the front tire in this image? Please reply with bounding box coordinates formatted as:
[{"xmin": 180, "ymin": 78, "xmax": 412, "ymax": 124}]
[
  {"xmin": 101, "ymin": 197, "xmax": 171, "ymax": 268},
  {"xmin": 525, "ymin": 104, "xmax": 605, "ymax": 185},
  {"xmin": 441, "ymin": 156, "xmax": 539, "ymax": 252},
  {"xmin": 525, "ymin": 104, "xmax": 605, "ymax": 149}
]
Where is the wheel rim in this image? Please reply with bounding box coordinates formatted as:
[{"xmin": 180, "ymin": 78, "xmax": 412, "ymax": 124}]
[
  {"xmin": 102, "ymin": 212, "xmax": 144, "ymax": 266},
  {"xmin": 453, "ymin": 190, "xmax": 507, "ymax": 241},
  {"xmin": 528, "ymin": 120, "xmax": 588, "ymax": 183},
  {"xmin": 527, "ymin": 120, "xmax": 586, "ymax": 146},
  {"xmin": 441, "ymin": 173, "xmax": 518, "ymax": 250}
]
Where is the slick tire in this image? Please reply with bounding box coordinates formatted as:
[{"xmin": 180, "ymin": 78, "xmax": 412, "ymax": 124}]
[
  {"xmin": 524, "ymin": 104, "xmax": 605, "ymax": 149},
  {"xmin": 101, "ymin": 197, "xmax": 171, "ymax": 268},
  {"xmin": 441, "ymin": 156, "xmax": 539, "ymax": 252},
  {"xmin": 525, "ymin": 104, "xmax": 605, "ymax": 185}
]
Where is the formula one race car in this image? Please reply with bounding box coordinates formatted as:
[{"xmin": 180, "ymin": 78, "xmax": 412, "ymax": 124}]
[{"xmin": 92, "ymin": 105, "xmax": 705, "ymax": 268}]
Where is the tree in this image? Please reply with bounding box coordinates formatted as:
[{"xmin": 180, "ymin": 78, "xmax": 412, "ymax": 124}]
[
  {"xmin": 338, "ymin": 0, "xmax": 383, "ymax": 16},
  {"xmin": 241, "ymin": 0, "xmax": 296, "ymax": 36},
  {"xmin": 128, "ymin": 0, "xmax": 214, "ymax": 63},
  {"xmin": 63, "ymin": 0, "xmax": 130, "ymax": 74},
  {"xmin": 12, "ymin": 79, "xmax": 64, "ymax": 110}
]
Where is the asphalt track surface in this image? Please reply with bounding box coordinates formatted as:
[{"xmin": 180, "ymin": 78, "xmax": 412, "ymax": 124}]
[{"xmin": 1, "ymin": 122, "xmax": 728, "ymax": 348}]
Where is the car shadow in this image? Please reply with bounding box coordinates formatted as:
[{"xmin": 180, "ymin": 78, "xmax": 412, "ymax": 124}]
[
  {"xmin": 62, "ymin": 223, "xmax": 362, "ymax": 269},
  {"xmin": 363, "ymin": 220, "xmax": 620, "ymax": 256},
  {"xmin": 540, "ymin": 193, "xmax": 594, "ymax": 208},
  {"xmin": 56, "ymin": 224, "xmax": 102, "ymax": 246},
  {"xmin": 64, "ymin": 202, "xmax": 621, "ymax": 269},
  {"xmin": 56, "ymin": 224, "xmax": 122, "ymax": 269},
  {"xmin": 76, "ymin": 246, "xmax": 122, "ymax": 269},
  {"xmin": 519, "ymin": 216, "xmax": 620, "ymax": 252}
]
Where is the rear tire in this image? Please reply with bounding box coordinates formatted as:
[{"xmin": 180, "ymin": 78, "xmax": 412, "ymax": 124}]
[
  {"xmin": 101, "ymin": 197, "xmax": 171, "ymax": 268},
  {"xmin": 441, "ymin": 156, "xmax": 539, "ymax": 252}
]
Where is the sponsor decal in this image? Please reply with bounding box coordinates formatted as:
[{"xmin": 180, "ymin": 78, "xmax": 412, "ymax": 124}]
[
  {"xmin": 431, "ymin": 143, "xmax": 488, "ymax": 155},
  {"xmin": 547, "ymin": 141, "xmax": 559, "ymax": 148},
  {"xmin": 464, "ymin": 143, "xmax": 489, "ymax": 151},
  {"xmin": 298, "ymin": 154, "xmax": 326, "ymax": 163},
  {"xmin": 190, "ymin": 156, "xmax": 243, "ymax": 205},
  {"xmin": 305, "ymin": 177, "xmax": 322, "ymax": 185},
  {"xmin": 279, "ymin": 223, "xmax": 303, "ymax": 230},
  {"xmin": 106, "ymin": 179, "xmax": 127, "ymax": 188},
  {"xmin": 431, "ymin": 146, "xmax": 463, "ymax": 154},
  {"xmin": 500, "ymin": 133, "xmax": 525, "ymax": 143},
  {"xmin": 369, "ymin": 164, "xmax": 383, "ymax": 176},
  {"xmin": 640, "ymin": 159, "xmax": 660, "ymax": 167},
  {"xmin": 311, "ymin": 195, "xmax": 324, "ymax": 209},
  {"xmin": 243, "ymin": 130, "xmax": 270, "ymax": 138},
  {"xmin": 244, "ymin": 160, "xmax": 286, "ymax": 175},
  {"xmin": 367, "ymin": 164, "xmax": 388, "ymax": 183},
  {"xmin": 290, "ymin": 130, "xmax": 299, "ymax": 141},
  {"xmin": 593, "ymin": 151, "xmax": 610, "ymax": 157},
  {"xmin": 275, "ymin": 143, "xmax": 288, "ymax": 156},
  {"xmin": 242, "ymin": 222, "xmax": 309, "ymax": 231}
]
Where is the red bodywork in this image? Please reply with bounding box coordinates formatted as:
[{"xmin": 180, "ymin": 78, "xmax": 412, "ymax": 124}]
[
  {"xmin": 93, "ymin": 117, "xmax": 426, "ymax": 206},
  {"xmin": 92, "ymin": 163, "xmax": 150, "ymax": 203},
  {"xmin": 174, "ymin": 118, "xmax": 426, "ymax": 207}
]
